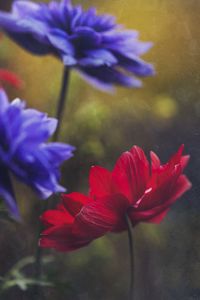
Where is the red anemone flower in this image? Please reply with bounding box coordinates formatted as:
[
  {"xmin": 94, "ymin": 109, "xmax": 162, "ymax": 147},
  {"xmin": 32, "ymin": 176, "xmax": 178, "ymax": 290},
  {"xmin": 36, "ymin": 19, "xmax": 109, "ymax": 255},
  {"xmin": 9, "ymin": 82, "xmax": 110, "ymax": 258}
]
[
  {"xmin": 0, "ymin": 34, "xmax": 23, "ymax": 89},
  {"xmin": 0, "ymin": 69, "xmax": 23, "ymax": 89},
  {"xmin": 40, "ymin": 145, "xmax": 191, "ymax": 252}
]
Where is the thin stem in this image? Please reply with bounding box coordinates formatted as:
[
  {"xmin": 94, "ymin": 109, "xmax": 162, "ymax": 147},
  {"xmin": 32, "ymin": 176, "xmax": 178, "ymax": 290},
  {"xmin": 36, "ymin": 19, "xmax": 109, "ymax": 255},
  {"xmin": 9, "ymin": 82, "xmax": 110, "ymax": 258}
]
[
  {"xmin": 53, "ymin": 66, "xmax": 70, "ymax": 141},
  {"xmin": 32, "ymin": 202, "xmax": 47, "ymax": 300},
  {"xmin": 33, "ymin": 67, "xmax": 70, "ymax": 299},
  {"xmin": 125, "ymin": 214, "xmax": 134, "ymax": 300}
]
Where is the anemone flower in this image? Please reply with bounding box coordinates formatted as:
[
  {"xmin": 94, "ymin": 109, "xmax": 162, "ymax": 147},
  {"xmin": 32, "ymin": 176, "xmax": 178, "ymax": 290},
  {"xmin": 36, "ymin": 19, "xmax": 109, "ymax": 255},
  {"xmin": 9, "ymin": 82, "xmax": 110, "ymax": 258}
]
[
  {"xmin": 0, "ymin": 69, "xmax": 23, "ymax": 89},
  {"xmin": 0, "ymin": 0, "xmax": 154, "ymax": 91},
  {"xmin": 0, "ymin": 34, "xmax": 23, "ymax": 89},
  {"xmin": 0, "ymin": 89, "xmax": 75, "ymax": 219},
  {"xmin": 40, "ymin": 145, "xmax": 191, "ymax": 252}
]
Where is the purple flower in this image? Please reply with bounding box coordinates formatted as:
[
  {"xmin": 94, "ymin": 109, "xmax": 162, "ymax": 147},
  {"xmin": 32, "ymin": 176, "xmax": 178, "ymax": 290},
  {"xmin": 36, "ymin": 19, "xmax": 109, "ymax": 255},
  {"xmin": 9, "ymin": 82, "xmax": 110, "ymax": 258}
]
[
  {"xmin": 0, "ymin": 89, "xmax": 75, "ymax": 219},
  {"xmin": 0, "ymin": 0, "xmax": 154, "ymax": 91}
]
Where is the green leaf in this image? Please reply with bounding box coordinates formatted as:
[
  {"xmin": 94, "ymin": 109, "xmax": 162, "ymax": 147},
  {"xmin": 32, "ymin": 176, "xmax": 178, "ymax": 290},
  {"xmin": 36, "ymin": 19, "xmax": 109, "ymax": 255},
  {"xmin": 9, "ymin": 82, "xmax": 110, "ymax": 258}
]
[{"xmin": 0, "ymin": 255, "xmax": 54, "ymax": 293}]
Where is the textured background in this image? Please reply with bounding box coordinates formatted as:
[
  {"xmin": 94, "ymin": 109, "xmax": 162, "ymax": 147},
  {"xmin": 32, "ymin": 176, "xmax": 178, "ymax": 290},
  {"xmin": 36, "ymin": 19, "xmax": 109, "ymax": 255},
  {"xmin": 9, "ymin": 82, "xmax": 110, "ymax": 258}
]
[{"xmin": 0, "ymin": 1, "xmax": 199, "ymax": 299}]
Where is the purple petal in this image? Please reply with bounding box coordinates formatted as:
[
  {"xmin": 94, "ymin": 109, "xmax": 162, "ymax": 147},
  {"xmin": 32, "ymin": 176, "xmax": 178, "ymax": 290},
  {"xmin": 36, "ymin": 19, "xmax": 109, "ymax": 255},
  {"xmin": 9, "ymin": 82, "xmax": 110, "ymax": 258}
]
[
  {"xmin": 42, "ymin": 143, "xmax": 75, "ymax": 166},
  {"xmin": 117, "ymin": 54, "xmax": 155, "ymax": 76},
  {"xmin": 46, "ymin": 29, "xmax": 74, "ymax": 55},
  {"xmin": 78, "ymin": 69, "xmax": 115, "ymax": 93},
  {"xmin": 8, "ymin": 31, "xmax": 52, "ymax": 55},
  {"xmin": 102, "ymin": 30, "xmax": 139, "ymax": 44},
  {"xmin": 80, "ymin": 66, "xmax": 142, "ymax": 89},
  {"xmin": 0, "ymin": 89, "xmax": 9, "ymax": 113},
  {"xmin": 72, "ymin": 27, "xmax": 101, "ymax": 47},
  {"xmin": 62, "ymin": 54, "xmax": 77, "ymax": 66},
  {"xmin": 0, "ymin": 0, "xmax": 155, "ymax": 90},
  {"xmin": 79, "ymin": 49, "xmax": 117, "ymax": 67},
  {"xmin": 12, "ymin": 1, "xmax": 40, "ymax": 17},
  {"xmin": 0, "ymin": 12, "xmax": 20, "ymax": 32}
]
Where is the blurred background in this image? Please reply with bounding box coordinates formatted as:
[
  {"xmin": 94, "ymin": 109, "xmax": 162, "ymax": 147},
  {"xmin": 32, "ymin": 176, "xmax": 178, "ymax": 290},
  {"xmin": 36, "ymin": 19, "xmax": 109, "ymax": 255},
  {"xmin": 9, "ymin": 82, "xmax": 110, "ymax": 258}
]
[{"xmin": 0, "ymin": 0, "xmax": 200, "ymax": 299}]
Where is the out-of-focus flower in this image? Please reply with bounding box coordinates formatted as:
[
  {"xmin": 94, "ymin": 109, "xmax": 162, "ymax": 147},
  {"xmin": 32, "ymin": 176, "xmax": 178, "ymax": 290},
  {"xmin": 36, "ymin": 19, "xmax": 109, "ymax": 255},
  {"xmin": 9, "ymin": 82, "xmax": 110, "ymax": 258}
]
[
  {"xmin": 40, "ymin": 145, "xmax": 191, "ymax": 252},
  {"xmin": 0, "ymin": 34, "xmax": 23, "ymax": 89},
  {"xmin": 0, "ymin": 69, "xmax": 23, "ymax": 89},
  {"xmin": 0, "ymin": 0, "xmax": 154, "ymax": 91},
  {"xmin": 0, "ymin": 89, "xmax": 75, "ymax": 219}
]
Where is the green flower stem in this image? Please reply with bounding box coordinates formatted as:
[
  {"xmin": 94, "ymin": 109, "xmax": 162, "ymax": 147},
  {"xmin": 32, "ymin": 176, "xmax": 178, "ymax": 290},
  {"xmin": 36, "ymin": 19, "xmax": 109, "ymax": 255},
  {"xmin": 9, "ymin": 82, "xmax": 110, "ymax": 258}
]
[
  {"xmin": 125, "ymin": 214, "xmax": 134, "ymax": 300},
  {"xmin": 53, "ymin": 66, "xmax": 70, "ymax": 141},
  {"xmin": 33, "ymin": 203, "xmax": 47, "ymax": 300},
  {"xmin": 34, "ymin": 66, "xmax": 70, "ymax": 299}
]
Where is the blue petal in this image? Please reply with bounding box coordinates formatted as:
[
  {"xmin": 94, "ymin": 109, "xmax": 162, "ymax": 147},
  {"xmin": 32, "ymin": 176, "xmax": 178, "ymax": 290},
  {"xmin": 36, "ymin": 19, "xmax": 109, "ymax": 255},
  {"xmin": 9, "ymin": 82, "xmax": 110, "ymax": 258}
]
[
  {"xmin": 0, "ymin": 90, "xmax": 75, "ymax": 217},
  {"xmin": 61, "ymin": 0, "xmax": 72, "ymax": 7},
  {"xmin": 48, "ymin": 1, "xmax": 69, "ymax": 28},
  {"xmin": 0, "ymin": 0, "xmax": 154, "ymax": 90},
  {"xmin": 79, "ymin": 49, "xmax": 117, "ymax": 67},
  {"xmin": 80, "ymin": 66, "xmax": 142, "ymax": 89},
  {"xmin": 12, "ymin": 1, "xmax": 40, "ymax": 17},
  {"xmin": 62, "ymin": 54, "xmax": 77, "ymax": 66},
  {"xmin": 11, "ymin": 98, "xmax": 26, "ymax": 109},
  {"xmin": 91, "ymin": 14, "xmax": 117, "ymax": 32},
  {"xmin": 78, "ymin": 70, "xmax": 115, "ymax": 93},
  {"xmin": 72, "ymin": 27, "xmax": 101, "ymax": 48},
  {"xmin": 46, "ymin": 29, "xmax": 74, "ymax": 55},
  {"xmin": 70, "ymin": 5, "xmax": 83, "ymax": 29},
  {"xmin": 42, "ymin": 143, "xmax": 75, "ymax": 166},
  {"xmin": 102, "ymin": 30, "xmax": 139, "ymax": 45},
  {"xmin": 8, "ymin": 31, "xmax": 52, "ymax": 55},
  {"xmin": 0, "ymin": 89, "xmax": 9, "ymax": 113},
  {"xmin": 0, "ymin": 12, "xmax": 20, "ymax": 32},
  {"xmin": 116, "ymin": 54, "xmax": 155, "ymax": 76},
  {"xmin": 16, "ymin": 18, "xmax": 49, "ymax": 39},
  {"xmin": 74, "ymin": 7, "xmax": 96, "ymax": 28},
  {"xmin": 130, "ymin": 41, "xmax": 153, "ymax": 56},
  {"xmin": 0, "ymin": 11, "xmax": 51, "ymax": 54},
  {"xmin": 17, "ymin": 116, "xmax": 57, "ymax": 145},
  {"xmin": 26, "ymin": 150, "xmax": 66, "ymax": 197}
]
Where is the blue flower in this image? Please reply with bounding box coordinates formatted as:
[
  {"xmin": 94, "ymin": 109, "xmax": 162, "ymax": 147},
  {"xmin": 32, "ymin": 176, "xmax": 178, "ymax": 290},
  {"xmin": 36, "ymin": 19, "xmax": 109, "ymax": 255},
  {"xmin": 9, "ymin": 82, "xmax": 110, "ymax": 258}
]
[
  {"xmin": 0, "ymin": 0, "xmax": 154, "ymax": 91},
  {"xmin": 0, "ymin": 89, "xmax": 75, "ymax": 219}
]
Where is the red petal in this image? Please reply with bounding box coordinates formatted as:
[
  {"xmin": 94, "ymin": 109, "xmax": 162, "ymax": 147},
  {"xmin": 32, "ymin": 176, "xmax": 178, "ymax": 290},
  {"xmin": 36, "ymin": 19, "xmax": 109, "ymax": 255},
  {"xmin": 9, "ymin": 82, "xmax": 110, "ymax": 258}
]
[
  {"xmin": 150, "ymin": 145, "xmax": 189, "ymax": 188},
  {"xmin": 167, "ymin": 144, "xmax": 184, "ymax": 166},
  {"xmin": 0, "ymin": 69, "xmax": 23, "ymax": 89},
  {"xmin": 165, "ymin": 175, "xmax": 191, "ymax": 205},
  {"xmin": 40, "ymin": 224, "xmax": 91, "ymax": 252},
  {"xmin": 40, "ymin": 235, "xmax": 91, "ymax": 252},
  {"xmin": 40, "ymin": 193, "xmax": 129, "ymax": 252},
  {"xmin": 145, "ymin": 208, "xmax": 170, "ymax": 224},
  {"xmin": 41, "ymin": 224, "xmax": 72, "ymax": 235},
  {"xmin": 112, "ymin": 146, "xmax": 150, "ymax": 203},
  {"xmin": 77, "ymin": 194, "xmax": 130, "ymax": 234},
  {"xmin": 40, "ymin": 209, "xmax": 74, "ymax": 227},
  {"xmin": 150, "ymin": 151, "xmax": 161, "ymax": 169},
  {"xmin": 61, "ymin": 192, "xmax": 91, "ymax": 216},
  {"xmin": 135, "ymin": 164, "xmax": 183, "ymax": 210},
  {"xmin": 89, "ymin": 166, "xmax": 113, "ymax": 198},
  {"xmin": 129, "ymin": 174, "xmax": 191, "ymax": 225},
  {"xmin": 181, "ymin": 155, "xmax": 190, "ymax": 170}
]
